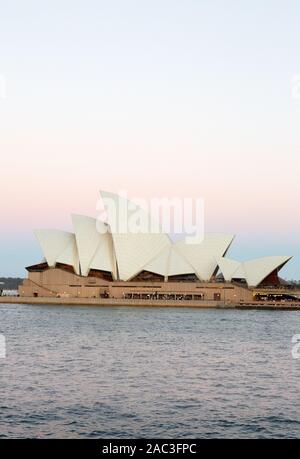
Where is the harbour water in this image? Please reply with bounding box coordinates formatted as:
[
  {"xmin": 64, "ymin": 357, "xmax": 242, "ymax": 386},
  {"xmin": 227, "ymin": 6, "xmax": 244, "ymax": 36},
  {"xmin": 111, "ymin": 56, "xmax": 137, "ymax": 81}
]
[{"xmin": 0, "ymin": 303, "xmax": 299, "ymax": 438}]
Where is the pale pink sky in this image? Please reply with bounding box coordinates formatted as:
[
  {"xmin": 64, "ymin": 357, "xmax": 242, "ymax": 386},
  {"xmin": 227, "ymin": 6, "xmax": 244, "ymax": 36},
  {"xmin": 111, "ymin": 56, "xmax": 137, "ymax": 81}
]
[{"xmin": 0, "ymin": 0, "xmax": 300, "ymax": 277}]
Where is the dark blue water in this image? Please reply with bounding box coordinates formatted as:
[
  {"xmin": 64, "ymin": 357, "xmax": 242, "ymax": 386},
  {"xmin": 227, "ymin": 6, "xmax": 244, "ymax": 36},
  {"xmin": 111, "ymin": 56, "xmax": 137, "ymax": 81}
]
[{"xmin": 0, "ymin": 303, "xmax": 299, "ymax": 438}]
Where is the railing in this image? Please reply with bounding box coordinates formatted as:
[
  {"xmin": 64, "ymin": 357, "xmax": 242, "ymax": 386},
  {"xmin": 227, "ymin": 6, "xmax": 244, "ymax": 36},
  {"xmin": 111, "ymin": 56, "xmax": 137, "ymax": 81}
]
[{"xmin": 122, "ymin": 293, "xmax": 204, "ymax": 301}]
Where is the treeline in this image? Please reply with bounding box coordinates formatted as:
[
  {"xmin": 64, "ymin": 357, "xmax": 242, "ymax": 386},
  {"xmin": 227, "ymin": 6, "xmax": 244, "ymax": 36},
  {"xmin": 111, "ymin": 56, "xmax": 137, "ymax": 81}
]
[
  {"xmin": 290, "ymin": 279, "xmax": 300, "ymax": 286},
  {"xmin": 0, "ymin": 278, "xmax": 23, "ymax": 289}
]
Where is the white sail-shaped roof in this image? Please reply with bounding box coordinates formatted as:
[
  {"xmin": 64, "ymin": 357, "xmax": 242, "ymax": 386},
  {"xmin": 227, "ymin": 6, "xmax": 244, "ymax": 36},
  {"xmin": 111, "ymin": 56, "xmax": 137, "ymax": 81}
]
[
  {"xmin": 175, "ymin": 234, "xmax": 234, "ymax": 281},
  {"xmin": 168, "ymin": 246, "xmax": 196, "ymax": 277},
  {"xmin": 100, "ymin": 190, "xmax": 171, "ymax": 280},
  {"xmin": 56, "ymin": 236, "xmax": 80, "ymax": 274},
  {"xmin": 243, "ymin": 256, "xmax": 292, "ymax": 287},
  {"xmin": 89, "ymin": 221, "xmax": 117, "ymax": 279},
  {"xmin": 218, "ymin": 255, "xmax": 292, "ymax": 286},
  {"xmin": 144, "ymin": 245, "xmax": 195, "ymax": 278},
  {"xmin": 35, "ymin": 229, "xmax": 75, "ymax": 268},
  {"xmin": 72, "ymin": 215, "xmax": 100, "ymax": 276},
  {"xmin": 72, "ymin": 214, "xmax": 116, "ymax": 277},
  {"xmin": 33, "ymin": 191, "xmax": 293, "ymax": 286},
  {"xmin": 217, "ymin": 257, "xmax": 242, "ymax": 281},
  {"xmin": 232, "ymin": 264, "xmax": 246, "ymax": 279},
  {"xmin": 143, "ymin": 245, "xmax": 170, "ymax": 277}
]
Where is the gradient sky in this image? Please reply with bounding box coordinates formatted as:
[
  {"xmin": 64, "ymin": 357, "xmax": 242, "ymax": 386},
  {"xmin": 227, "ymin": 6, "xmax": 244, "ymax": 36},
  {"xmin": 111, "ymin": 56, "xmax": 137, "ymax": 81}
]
[{"xmin": 0, "ymin": 0, "xmax": 300, "ymax": 278}]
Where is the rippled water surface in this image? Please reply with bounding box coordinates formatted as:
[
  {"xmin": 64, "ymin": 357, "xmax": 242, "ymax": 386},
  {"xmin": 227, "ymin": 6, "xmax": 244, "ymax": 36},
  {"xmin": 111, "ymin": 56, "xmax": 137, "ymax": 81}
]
[{"xmin": 0, "ymin": 303, "xmax": 300, "ymax": 438}]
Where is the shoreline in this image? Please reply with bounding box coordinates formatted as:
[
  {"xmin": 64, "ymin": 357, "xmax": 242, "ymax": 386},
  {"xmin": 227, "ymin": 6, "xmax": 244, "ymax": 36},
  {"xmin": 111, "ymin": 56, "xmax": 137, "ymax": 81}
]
[{"xmin": 1, "ymin": 296, "xmax": 300, "ymax": 310}]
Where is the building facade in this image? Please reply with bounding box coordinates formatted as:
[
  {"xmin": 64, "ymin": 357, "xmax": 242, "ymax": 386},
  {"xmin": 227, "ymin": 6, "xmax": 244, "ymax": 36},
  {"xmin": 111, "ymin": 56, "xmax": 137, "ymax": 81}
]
[{"xmin": 19, "ymin": 191, "xmax": 295, "ymax": 304}]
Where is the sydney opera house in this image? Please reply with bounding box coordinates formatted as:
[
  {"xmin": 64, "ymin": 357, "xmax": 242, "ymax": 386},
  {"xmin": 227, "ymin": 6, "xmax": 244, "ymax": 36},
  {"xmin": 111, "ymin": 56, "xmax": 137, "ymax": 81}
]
[{"xmin": 19, "ymin": 191, "xmax": 297, "ymax": 305}]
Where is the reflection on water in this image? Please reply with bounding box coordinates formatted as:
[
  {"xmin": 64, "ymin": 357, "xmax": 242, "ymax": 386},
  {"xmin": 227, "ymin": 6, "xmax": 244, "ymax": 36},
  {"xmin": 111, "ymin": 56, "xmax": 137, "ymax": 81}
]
[{"xmin": 0, "ymin": 304, "xmax": 299, "ymax": 438}]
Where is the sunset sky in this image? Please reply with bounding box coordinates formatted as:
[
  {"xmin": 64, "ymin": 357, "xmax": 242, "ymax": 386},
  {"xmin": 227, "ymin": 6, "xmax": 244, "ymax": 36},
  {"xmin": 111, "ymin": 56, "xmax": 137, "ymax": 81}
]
[{"xmin": 1, "ymin": 0, "xmax": 300, "ymax": 278}]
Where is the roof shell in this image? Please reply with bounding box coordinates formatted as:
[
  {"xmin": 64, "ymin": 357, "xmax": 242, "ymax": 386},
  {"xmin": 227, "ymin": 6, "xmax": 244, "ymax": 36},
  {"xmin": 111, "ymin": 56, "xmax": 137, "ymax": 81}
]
[
  {"xmin": 56, "ymin": 237, "xmax": 80, "ymax": 274},
  {"xmin": 243, "ymin": 256, "xmax": 292, "ymax": 287},
  {"xmin": 217, "ymin": 257, "xmax": 241, "ymax": 281},
  {"xmin": 217, "ymin": 255, "xmax": 292, "ymax": 286},
  {"xmin": 35, "ymin": 229, "xmax": 76, "ymax": 269},
  {"xmin": 144, "ymin": 245, "xmax": 195, "ymax": 277},
  {"xmin": 100, "ymin": 190, "xmax": 171, "ymax": 280},
  {"xmin": 175, "ymin": 234, "xmax": 235, "ymax": 281},
  {"xmin": 72, "ymin": 214, "xmax": 116, "ymax": 277}
]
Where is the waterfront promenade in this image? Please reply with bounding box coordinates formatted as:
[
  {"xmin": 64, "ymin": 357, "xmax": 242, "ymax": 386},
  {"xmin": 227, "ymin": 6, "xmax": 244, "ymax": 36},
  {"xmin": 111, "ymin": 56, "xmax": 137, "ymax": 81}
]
[{"xmin": 1, "ymin": 296, "xmax": 300, "ymax": 310}]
